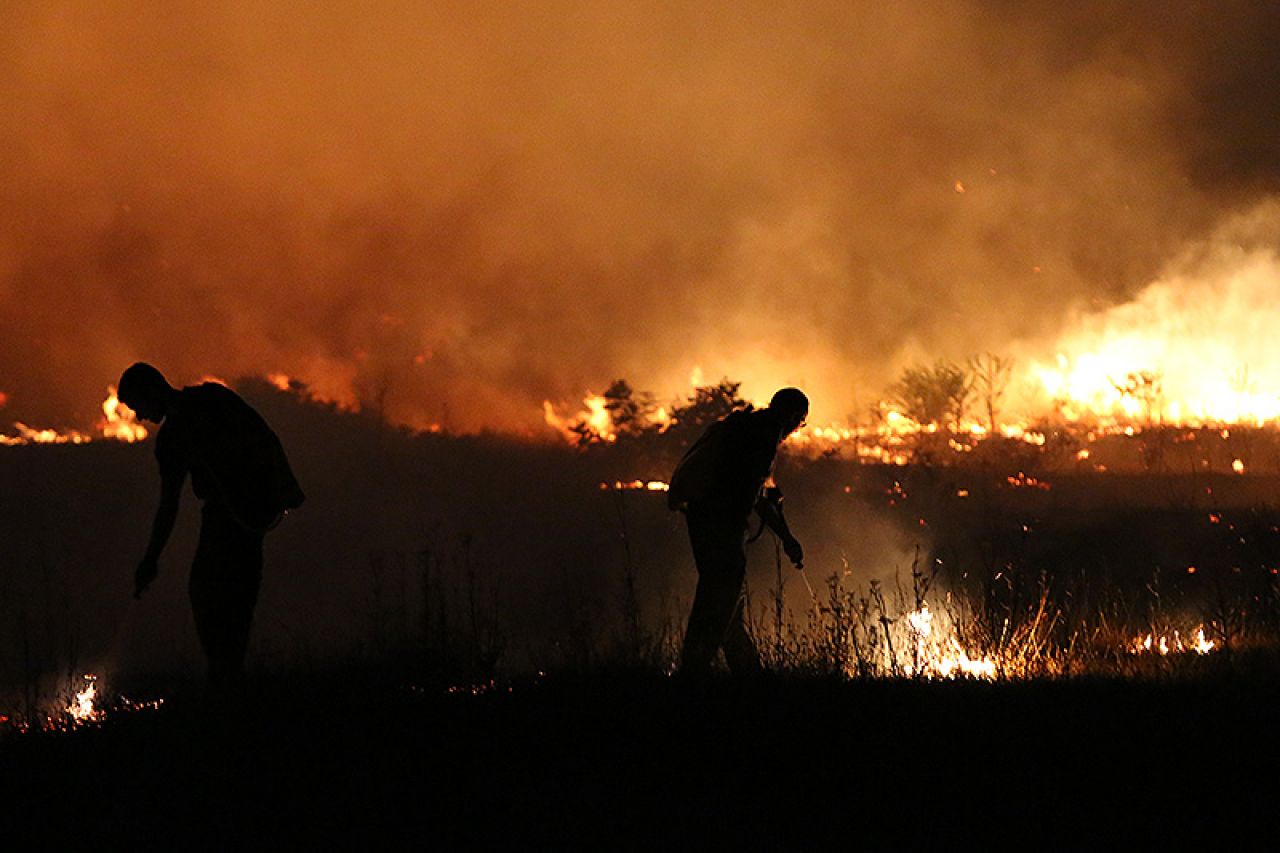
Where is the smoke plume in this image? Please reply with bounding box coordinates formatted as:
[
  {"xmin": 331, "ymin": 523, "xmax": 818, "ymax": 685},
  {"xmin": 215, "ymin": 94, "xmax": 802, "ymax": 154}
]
[{"xmin": 3, "ymin": 1, "xmax": 1279, "ymax": 431}]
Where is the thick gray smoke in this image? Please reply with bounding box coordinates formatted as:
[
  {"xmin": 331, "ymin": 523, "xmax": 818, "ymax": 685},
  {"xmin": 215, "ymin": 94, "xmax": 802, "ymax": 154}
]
[{"xmin": 2, "ymin": 1, "xmax": 1278, "ymax": 430}]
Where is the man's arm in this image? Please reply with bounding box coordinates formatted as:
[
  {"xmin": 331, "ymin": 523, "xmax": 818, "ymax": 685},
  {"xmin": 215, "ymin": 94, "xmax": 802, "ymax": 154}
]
[
  {"xmin": 135, "ymin": 466, "xmax": 185, "ymax": 598},
  {"xmin": 755, "ymin": 487, "xmax": 804, "ymax": 568}
]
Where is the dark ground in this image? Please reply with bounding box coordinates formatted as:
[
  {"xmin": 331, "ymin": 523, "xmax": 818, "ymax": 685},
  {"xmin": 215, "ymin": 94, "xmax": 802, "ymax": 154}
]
[{"xmin": 4, "ymin": 670, "xmax": 1278, "ymax": 849}]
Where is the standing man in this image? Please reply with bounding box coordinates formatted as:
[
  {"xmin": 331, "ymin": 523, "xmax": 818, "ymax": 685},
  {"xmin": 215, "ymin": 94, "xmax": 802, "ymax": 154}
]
[
  {"xmin": 119, "ymin": 363, "xmax": 303, "ymax": 687},
  {"xmin": 668, "ymin": 387, "xmax": 808, "ymax": 675}
]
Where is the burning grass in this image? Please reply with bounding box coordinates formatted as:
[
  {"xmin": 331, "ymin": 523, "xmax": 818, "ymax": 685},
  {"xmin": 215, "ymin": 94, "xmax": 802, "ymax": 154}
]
[
  {"xmin": 746, "ymin": 557, "xmax": 1237, "ymax": 685},
  {"xmin": 1, "ymin": 671, "xmax": 164, "ymax": 737},
  {"xmin": 0, "ymin": 386, "xmax": 147, "ymax": 446}
]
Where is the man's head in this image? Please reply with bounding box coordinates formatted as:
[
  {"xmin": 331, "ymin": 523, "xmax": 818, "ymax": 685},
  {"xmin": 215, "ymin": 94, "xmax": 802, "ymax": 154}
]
[
  {"xmin": 118, "ymin": 362, "xmax": 176, "ymax": 423},
  {"xmin": 768, "ymin": 387, "xmax": 809, "ymax": 437}
]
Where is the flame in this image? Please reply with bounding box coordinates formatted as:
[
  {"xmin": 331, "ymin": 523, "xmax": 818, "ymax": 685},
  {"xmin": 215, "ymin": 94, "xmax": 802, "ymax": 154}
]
[
  {"xmin": 98, "ymin": 386, "xmax": 148, "ymax": 442},
  {"xmin": 902, "ymin": 603, "xmax": 997, "ymax": 680},
  {"xmin": 543, "ymin": 393, "xmax": 617, "ymax": 443},
  {"xmin": 1127, "ymin": 625, "xmax": 1216, "ymax": 656},
  {"xmin": 0, "ymin": 423, "xmax": 93, "ymax": 446},
  {"xmin": 266, "ymin": 372, "xmax": 292, "ymax": 391},
  {"xmin": 67, "ymin": 674, "xmax": 102, "ymax": 724},
  {"xmin": 2, "ymin": 387, "xmax": 147, "ymax": 445},
  {"xmin": 600, "ymin": 479, "xmax": 669, "ymax": 491},
  {"xmin": 1028, "ymin": 249, "xmax": 1280, "ymax": 427}
]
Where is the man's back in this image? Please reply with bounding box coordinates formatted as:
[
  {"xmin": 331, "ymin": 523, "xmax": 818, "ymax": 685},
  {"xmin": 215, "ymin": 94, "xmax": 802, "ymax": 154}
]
[{"xmin": 157, "ymin": 383, "xmax": 301, "ymax": 528}]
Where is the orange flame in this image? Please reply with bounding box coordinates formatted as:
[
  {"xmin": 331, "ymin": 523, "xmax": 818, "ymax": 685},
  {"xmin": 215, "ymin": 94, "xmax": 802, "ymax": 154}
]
[
  {"xmin": 1028, "ymin": 248, "xmax": 1280, "ymax": 427},
  {"xmin": 67, "ymin": 674, "xmax": 102, "ymax": 724},
  {"xmin": 543, "ymin": 393, "xmax": 616, "ymax": 443},
  {"xmin": 98, "ymin": 386, "xmax": 148, "ymax": 442},
  {"xmin": 3, "ymin": 387, "xmax": 147, "ymax": 445},
  {"xmin": 1128, "ymin": 625, "xmax": 1216, "ymax": 656}
]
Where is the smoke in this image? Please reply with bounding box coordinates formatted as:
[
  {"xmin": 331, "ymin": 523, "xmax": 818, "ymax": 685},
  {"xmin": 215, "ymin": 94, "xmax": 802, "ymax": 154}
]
[{"xmin": 3, "ymin": 1, "xmax": 1278, "ymax": 431}]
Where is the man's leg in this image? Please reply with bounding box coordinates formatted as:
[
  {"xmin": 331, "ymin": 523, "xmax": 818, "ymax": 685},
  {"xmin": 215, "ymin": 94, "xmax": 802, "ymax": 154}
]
[
  {"xmin": 680, "ymin": 508, "xmax": 748, "ymax": 675},
  {"xmin": 722, "ymin": 595, "xmax": 762, "ymax": 675},
  {"xmin": 190, "ymin": 507, "xmax": 263, "ymax": 686}
]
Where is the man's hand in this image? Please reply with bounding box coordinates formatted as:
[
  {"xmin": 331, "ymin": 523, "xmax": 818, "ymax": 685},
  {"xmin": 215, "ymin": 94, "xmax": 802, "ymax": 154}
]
[
  {"xmin": 134, "ymin": 557, "xmax": 159, "ymax": 599},
  {"xmin": 783, "ymin": 536, "xmax": 804, "ymax": 569}
]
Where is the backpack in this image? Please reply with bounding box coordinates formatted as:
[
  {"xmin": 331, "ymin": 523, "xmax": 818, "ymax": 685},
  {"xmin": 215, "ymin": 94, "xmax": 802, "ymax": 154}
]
[
  {"xmin": 667, "ymin": 409, "xmax": 748, "ymax": 511},
  {"xmin": 185, "ymin": 385, "xmax": 305, "ymax": 532}
]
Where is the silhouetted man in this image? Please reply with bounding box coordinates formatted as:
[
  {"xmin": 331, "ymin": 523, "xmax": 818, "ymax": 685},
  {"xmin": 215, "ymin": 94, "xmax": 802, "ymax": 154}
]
[
  {"xmin": 120, "ymin": 363, "xmax": 303, "ymax": 687},
  {"xmin": 669, "ymin": 388, "xmax": 808, "ymax": 675}
]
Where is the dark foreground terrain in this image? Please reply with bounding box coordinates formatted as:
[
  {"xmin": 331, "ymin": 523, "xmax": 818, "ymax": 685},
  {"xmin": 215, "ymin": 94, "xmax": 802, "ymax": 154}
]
[{"xmin": 4, "ymin": 670, "xmax": 1279, "ymax": 849}]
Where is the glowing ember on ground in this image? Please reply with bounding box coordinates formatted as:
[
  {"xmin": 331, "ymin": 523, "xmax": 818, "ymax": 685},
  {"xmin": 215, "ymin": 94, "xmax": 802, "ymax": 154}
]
[
  {"xmin": 444, "ymin": 680, "xmax": 513, "ymax": 696},
  {"xmin": 1005, "ymin": 472, "xmax": 1051, "ymax": 490},
  {"xmin": 600, "ymin": 480, "xmax": 669, "ymax": 491}
]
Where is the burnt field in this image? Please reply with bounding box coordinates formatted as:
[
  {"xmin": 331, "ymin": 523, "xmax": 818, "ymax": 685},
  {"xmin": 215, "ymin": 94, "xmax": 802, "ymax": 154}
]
[{"xmin": 6, "ymin": 387, "xmax": 1280, "ymax": 843}]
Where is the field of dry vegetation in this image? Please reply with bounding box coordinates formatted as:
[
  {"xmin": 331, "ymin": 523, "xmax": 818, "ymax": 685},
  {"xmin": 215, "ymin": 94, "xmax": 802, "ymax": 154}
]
[{"xmin": 5, "ymin": 380, "xmax": 1280, "ymax": 843}]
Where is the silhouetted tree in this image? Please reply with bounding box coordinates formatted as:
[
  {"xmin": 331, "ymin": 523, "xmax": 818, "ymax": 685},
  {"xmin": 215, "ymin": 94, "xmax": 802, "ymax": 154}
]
[
  {"xmin": 603, "ymin": 379, "xmax": 658, "ymax": 437},
  {"xmin": 666, "ymin": 379, "xmax": 748, "ymax": 451}
]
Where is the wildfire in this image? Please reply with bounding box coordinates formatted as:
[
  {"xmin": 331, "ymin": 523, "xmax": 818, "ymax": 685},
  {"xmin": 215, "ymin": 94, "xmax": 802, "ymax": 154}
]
[
  {"xmin": 2, "ymin": 387, "xmax": 147, "ymax": 446},
  {"xmin": 0, "ymin": 423, "xmax": 93, "ymax": 446},
  {"xmin": 1128, "ymin": 626, "xmax": 1216, "ymax": 657},
  {"xmin": 98, "ymin": 386, "xmax": 148, "ymax": 442},
  {"xmin": 902, "ymin": 603, "xmax": 997, "ymax": 680},
  {"xmin": 67, "ymin": 674, "xmax": 103, "ymax": 724},
  {"xmin": 0, "ymin": 673, "xmax": 166, "ymax": 734},
  {"xmin": 782, "ymin": 415, "xmax": 1048, "ymax": 464},
  {"xmin": 1029, "ymin": 248, "xmax": 1280, "ymax": 427},
  {"xmin": 600, "ymin": 479, "xmax": 669, "ymax": 491},
  {"xmin": 543, "ymin": 394, "xmax": 617, "ymax": 443}
]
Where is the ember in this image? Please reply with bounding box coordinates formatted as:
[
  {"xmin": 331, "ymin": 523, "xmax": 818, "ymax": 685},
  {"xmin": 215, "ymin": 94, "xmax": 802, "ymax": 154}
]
[{"xmin": 599, "ymin": 480, "xmax": 669, "ymax": 492}]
